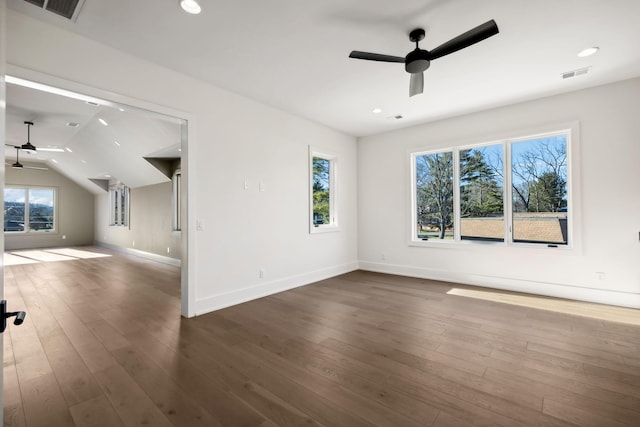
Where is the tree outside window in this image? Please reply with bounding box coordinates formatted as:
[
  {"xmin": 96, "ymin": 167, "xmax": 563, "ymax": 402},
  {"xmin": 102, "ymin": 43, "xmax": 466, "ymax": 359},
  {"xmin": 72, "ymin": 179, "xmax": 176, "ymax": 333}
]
[{"xmin": 309, "ymin": 148, "xmax": 338, "ymax": 233}]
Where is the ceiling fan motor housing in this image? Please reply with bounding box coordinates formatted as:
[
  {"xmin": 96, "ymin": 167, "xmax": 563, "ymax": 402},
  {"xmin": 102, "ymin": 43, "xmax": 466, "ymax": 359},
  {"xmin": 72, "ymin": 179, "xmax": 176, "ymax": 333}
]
[{"xmin": 405, "ymin": 49, "xmax": 430, "ymax": 73}]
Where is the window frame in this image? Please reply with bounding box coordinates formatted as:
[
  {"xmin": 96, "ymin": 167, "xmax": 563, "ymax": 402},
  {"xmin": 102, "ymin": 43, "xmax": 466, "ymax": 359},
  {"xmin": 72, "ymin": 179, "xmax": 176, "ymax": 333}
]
[
  {"xmin": 109, "ymin": 184, "xmax": 130, "ymax": 227},
  {"xmin": 309, "ymin": 146, "xmax": 339, "ymax": 234},
  {"xmin": 4, "ymin": 185, "xmax": 57, "ymax": 234},
  {"xmin": 409, "ymin": 122, "xmax": 580, "ymax": 252}
]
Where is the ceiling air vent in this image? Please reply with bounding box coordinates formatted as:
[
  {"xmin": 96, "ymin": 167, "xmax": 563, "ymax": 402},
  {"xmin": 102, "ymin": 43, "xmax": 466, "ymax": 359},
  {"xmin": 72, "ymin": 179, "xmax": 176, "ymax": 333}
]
[
  {"xmin": 562, "ymin": 67, "xmax": 590, "ymax": 80},
  {"xmin": 23, "ymin": 0, "xmax": 85, "ymax": 20}
]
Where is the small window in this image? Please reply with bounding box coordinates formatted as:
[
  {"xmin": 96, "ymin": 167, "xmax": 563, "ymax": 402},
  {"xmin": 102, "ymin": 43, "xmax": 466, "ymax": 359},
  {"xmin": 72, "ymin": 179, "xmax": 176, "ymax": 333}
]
[
  {"xmin": 109, "ymin": 185, "xmax": 129, "ymax": 227},
  {"xmin": 173, "ymin": 170, "xmax": 182, "ymax": 231},
  {"xmin": 309, "ymin": 147, "xmax": 338, "ymax": 233},
  {"xmin": 4, "ymin": 186, "xmax": 56, "ymax": 233}
]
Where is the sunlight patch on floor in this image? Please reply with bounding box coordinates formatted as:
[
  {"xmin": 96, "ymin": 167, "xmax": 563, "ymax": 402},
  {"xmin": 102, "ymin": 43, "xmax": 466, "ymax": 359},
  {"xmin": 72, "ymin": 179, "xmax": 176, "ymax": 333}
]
[
  {"xmin": 45, "ymin": 248, "xmax": 112, "ymax": 259},
  {"xmin": 447, "ymin": 287, "xmax": 640, "ymax": 326},
  {"xmin": 3, "ymin": 253, "xmax": 40, "ymax": 265},
  {"xmin": 4, "ymin": 247, "xmax": 112, "ymax": 266}
]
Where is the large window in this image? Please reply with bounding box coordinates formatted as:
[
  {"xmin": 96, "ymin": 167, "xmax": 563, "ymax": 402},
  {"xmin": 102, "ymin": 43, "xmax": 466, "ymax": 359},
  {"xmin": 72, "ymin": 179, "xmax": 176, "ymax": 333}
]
[
  {"xmin": 109, "ymin": 185, "xmax": 129, "ymax": 227},
  {"xmin": 309, "ymin": 148, "xmax": 338, "ymax": 233},
  {"xmin": 411, "ymin": 128, "xmax": 572, "ymax": 247},
  {"xmin": 4, "ymin": 187, "xmax": 56, "ymax": 233}
]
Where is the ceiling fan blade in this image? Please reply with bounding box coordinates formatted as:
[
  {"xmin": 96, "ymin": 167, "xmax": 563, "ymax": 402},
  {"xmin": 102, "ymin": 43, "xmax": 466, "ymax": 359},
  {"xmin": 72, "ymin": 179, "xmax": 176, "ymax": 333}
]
[
  {"xmin": 349, "ymin": 51, "xmax": 405, "ymax": 63},
  {"xmin": 409, "ymin": 72, "xmax": 424, "ymax": 97},
  {"xmin": 429, "ymin": 19, "xmax": 499, "ymax": 60}
]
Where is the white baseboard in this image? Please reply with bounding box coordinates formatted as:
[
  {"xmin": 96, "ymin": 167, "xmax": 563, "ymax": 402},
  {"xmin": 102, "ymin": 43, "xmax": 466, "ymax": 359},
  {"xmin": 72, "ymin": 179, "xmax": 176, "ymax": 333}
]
[
  {"xmin": 359, "ymin": 261, "xmax": 640, "ymax": 309},
  {"xmin": 194, "ymin": 261, "xmax": 359, "ymax": 316},
  {"xmin": 95, "ymin": 241, "xmax": 181, "ymax": 267}
]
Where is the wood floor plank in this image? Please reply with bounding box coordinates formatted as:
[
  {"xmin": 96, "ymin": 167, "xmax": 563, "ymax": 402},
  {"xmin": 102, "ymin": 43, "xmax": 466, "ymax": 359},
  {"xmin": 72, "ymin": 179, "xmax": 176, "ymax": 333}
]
[
  {"xmin": 69, "ymin": 395, "xmax": 125, "ymax": 427},
  {"xmin": 93, "ymin": 364, "xmax": 173, "ymax": 427},
  {"xmin": 110, "ymin": 345, "xmax": 224, "ymax": 427},
  {"xmin": 3, "ymin": 359, "xmax": 27, "ymax": 427}
]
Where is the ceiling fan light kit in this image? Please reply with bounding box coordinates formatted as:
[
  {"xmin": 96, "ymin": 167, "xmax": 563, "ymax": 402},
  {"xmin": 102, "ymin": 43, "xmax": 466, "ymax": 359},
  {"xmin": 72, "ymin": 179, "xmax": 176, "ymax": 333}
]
[{"xmin": 349, "ymin": 20, "xmax": 499, "ymax": 97}]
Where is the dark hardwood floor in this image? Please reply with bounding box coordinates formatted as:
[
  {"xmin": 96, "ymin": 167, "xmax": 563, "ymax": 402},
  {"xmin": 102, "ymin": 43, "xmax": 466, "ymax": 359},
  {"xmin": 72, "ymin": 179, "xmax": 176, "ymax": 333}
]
[{"xmin": 3, "ymin": 246, "xmax": 640, "ymax": 426}]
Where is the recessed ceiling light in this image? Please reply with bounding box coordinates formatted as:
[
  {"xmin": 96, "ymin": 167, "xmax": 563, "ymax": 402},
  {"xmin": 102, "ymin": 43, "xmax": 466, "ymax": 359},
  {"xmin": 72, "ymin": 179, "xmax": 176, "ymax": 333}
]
[
  {"xmin": 180, "ymin": 0, "xmax": 201, "ymax": 14},
  {"xmin": 66, "ymin": 122, "xmax": 80, "ymax": 127},
  {"xmin": 372, "ymin": 108, "xmax": 382, "ymax": 114},
  {"xmin": 577, "ymin": 47, "xmax": 599, "ymax": 57},
  {"xmin": 114, "ymin": 140, "xmax": 121, "ymax": 146},
  {"xmin": 51, "ymin": 159, "xmax": 58, "ymax": 163},
  {"xmin": 118, "ymin": 108, "xmax": 125, "ymax": 112},
  {"xmin": 98, "ymin": 118, "xmax": 108, "ymax": 126},
  {"xmin": 104, "ymin": 174, "xmax": 111, "ymax": 178},
  {"xmin": 65, "ymin": 147, "xmax": 73, "ymax": 152}
]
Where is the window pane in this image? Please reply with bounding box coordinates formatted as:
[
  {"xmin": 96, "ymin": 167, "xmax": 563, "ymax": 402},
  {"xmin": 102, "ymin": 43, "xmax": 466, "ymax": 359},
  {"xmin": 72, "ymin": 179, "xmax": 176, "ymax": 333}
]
[
  {"xmin": 511, "ymin": 135, "xmax": 568, "ymax": 244},
  {"xmin": 28, "ymin": 188, "xmax": 55, "ymax": 231},
  {"xmin": 4, "ymin": 188, "xmax": 26, "ymax": 232},
  {"xmin": 460, "ymin": 145, "xmax": 504, "ymax": 241},
  {"xmin": 120, "ymin": 189, "xmax": 126, "ymax": 224},
  {"xmin": 312, "ymin": 156, "xmax": 331, "ymax": 226},
  {"xmin": 415, "ymin": 152, "xmax": 454, "ymax": 240}
]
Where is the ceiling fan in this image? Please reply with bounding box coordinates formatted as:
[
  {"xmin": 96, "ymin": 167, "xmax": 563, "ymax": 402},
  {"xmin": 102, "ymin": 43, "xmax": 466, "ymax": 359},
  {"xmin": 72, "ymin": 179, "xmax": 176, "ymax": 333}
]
[
  {"xmin": 349, "ymin": 19, "xmax": 499, "ymax": 97},
  {"xmin": 5, "ymin": 146, "xmax": 48, "ymax": 171}
]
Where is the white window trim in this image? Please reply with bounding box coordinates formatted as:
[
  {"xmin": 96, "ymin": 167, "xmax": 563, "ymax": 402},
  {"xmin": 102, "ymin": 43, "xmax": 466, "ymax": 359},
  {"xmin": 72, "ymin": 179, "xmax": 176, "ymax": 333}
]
[
  {"xmin": 309, "ymin": 146, "xmax": 339, "ymax": 234},
  {"xmin": 408, "ymin": 121, "xmax": 581, "ymax": 254},
  {"xmin": 4, "ymin": 185, "xmax": 58, "ymax": 234}
]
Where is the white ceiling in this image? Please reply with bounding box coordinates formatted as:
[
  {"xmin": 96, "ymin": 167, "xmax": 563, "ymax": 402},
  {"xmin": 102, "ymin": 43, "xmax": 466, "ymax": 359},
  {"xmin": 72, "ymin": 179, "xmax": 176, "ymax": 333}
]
[
  {"xmin": 5, "ymin": 81, "xmax": 183, "ymax": 194},
  {"xmin": 5, "ymin": 0, "xmax": 640, "ymax": 189}
]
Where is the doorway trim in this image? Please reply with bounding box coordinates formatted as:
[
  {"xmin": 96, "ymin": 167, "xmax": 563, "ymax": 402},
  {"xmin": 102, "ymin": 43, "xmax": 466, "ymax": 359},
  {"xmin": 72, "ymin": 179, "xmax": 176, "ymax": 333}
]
[{"xmin": 6, "ymin": 64, "xmax": 196, "ymax": 317}]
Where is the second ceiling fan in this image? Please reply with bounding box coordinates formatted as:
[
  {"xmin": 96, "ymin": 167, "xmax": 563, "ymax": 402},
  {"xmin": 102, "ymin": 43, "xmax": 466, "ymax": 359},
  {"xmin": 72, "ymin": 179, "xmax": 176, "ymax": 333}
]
[{"xmin": 349, "ymin": 20, "xmax": 499, "ymax": 97}]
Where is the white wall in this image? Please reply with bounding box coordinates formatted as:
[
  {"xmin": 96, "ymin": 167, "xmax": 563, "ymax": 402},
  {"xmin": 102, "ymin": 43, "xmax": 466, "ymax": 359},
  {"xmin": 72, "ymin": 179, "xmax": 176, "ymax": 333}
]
[
  {"xmin": 5, "ymin": 163, "xmax": 94, "ymax": 250},
  {"xmin": 94, "ymin": 182, "xmax": 181, "ymax": 262},
  {"xmin": 358, "ymin": 78, "xmax": 640, "ymax": 308},
  {"xmin": 7, "ymin": 10, "xmax": 358, "ymax": 315}
]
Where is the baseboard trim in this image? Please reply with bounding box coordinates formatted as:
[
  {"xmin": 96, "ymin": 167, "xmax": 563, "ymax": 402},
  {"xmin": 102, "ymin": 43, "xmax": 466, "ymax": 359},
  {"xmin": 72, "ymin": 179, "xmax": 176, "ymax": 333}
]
[
  {"xmin": 194, "ymin": 261, "xmax": 359, "ymax": 316},
  {"xmin": 95, "ymin": 241, "xmax": 181, "ymax": 267},
  {"xmin": 358, "ymin": 261, "xmax": 640, "ymax": 309}
]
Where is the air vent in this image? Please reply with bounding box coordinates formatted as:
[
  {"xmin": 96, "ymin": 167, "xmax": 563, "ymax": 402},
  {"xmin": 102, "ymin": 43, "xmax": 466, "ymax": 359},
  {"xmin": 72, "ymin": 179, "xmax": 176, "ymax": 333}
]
[
  {"xmin": 23, "ymin": 0, "xmax": 85, "ymax": 20},
  {"xmin": 562, "ymin": 67, "xmax": 590, "ymax": 80}
]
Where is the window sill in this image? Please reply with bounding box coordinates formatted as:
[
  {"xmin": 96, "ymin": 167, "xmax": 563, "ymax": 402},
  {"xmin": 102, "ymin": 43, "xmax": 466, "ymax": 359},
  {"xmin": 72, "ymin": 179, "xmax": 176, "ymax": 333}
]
[
  {"xmin": 310, "ymin": 225, "xmax": 340, "ymax": 234},
  {"xmin": 408, "ymin": 238, "xmax": 580, "ymax": 255}
]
